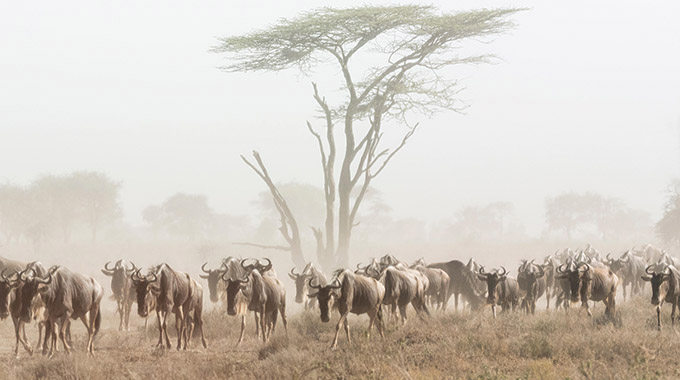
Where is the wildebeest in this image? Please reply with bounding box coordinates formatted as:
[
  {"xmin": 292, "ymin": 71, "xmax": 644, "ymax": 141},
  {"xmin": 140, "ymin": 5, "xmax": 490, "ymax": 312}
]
[
  {"xmin": 410, "ymin": 263, "xmax": 450, "ymax": 311},
  {"xmin": 606, "ymin": 251, "xmax": 646, "ymax": 300},
  {"xmin": 308, "ymin": 269, "xmax": 385, "ymax": 349},
  {"xmin": 0, "ymin": 257, "xmax": 36, "ymax": 357},
  {"xmin": 641, "ymin": 264, "xmax": 680, "ymax": 330},
  {"xmin": 541, "ymin": 254, "xmax": 558, "ymax": 310},
  {"xmin": 224, "ymin": 258, "xmax": 287, "ymax": 343},
  {"xmin": 184, "ymin": 278, "xmax": 207, "ymax": 349},
  {"xmin": 381, "ymin": 265, "xmax": 429, "ymax": 324},
  {"xmin": 288, "ymin": 263, "xmax": 327, "ymax": 310},
  {"xmin": 100, "ymin": 259, "xmax": 136, "ymax": 331},
  {"xmin": 19, "ymin": 265, "xmax": 103, "ymax": 356},
  {"xmin": 132, "ymin": 264, "xmax": 195, "ymax": 350},
  {"xmin": 428, "ymin": 260, "xmax": 485, "ymax": 311},
  {"xmin": 517, "ymin": 260, "xmax": 546, "ymax": 315},
  {"xmin": 477, "ymin": 267, "xmax": 520, "ymax": 318},
  {"xmin": 556, "ymin": 262, "xmax": 618, "ymax": 318}
]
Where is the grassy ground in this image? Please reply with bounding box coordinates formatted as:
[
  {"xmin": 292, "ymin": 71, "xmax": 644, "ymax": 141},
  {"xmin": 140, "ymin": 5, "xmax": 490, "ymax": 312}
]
[{"xmin": 0, "ymin": 297, "xmax": 678, "ymax": 380}]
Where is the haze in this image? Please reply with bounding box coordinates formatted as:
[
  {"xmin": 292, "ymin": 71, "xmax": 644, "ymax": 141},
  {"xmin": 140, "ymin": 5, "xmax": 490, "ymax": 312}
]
[{"xmin": 1, "ymin": 0, "xmax": 679, "ymax": 256}]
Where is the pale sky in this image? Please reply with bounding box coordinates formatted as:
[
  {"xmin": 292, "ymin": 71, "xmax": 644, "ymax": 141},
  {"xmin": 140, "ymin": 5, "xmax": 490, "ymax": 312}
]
[{"xmin": 1, "ymin": 1, "xmax": 679, "ymax": 235}]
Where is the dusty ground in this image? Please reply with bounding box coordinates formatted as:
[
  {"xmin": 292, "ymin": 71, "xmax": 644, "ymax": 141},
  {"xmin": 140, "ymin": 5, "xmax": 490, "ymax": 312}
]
[{"xmin": 0, "ymin": 297, "xmax": 677, "ymax": 380}]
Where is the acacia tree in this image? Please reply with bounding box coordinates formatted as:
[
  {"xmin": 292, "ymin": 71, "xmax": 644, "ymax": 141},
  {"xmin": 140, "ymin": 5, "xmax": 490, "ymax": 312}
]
[
  {"xmin": 657, "ymin": 180, "xmax": 680, "ymax": 248},
  {"xmin": 215, "ymin": 5, "xmax": 521, "ymax": 268}
]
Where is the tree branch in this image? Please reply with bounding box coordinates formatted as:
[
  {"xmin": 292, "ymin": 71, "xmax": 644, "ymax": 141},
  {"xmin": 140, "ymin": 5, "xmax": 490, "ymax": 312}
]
[{"xmin": 232, "ymin": 242, "xmax": 292, "ymax": 251}]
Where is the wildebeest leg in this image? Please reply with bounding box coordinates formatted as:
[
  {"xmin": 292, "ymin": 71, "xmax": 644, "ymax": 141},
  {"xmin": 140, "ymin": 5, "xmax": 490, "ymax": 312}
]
[
  {"xmin": 155, "ymin": 310, "xmax": 166, "ymax": 348},
  {"xmin": 656, "ymin": 305, "xmax": 662, "ymax": 330},
  {"xmin": 117, "ymin": 300, "xmax": 124, "ymax": 331},
  {"xmin": 125, "ymin": 299, "xmax": 133, "ymax": 331},
  {"xmin": 58, "ymin": 315, "xmax": 72, "ymax": 355},
  {"xmin": 398, "ymin": 304, "xmax": 408, "ymax": 325},
  {"xmin": 375, "ymin": 306, "xmax": 385, "ymax": 338},
  {"xmin": 545, "ymin": 287, "xmax": 551, "ymax": 310},
  {"xmin": 279, "ymin": 303, "xmax": 288, "ymax": 335},
  {"xmin": 42, "ymin": 321, "xmax": 52, "ymax": 356},
  {"xmin": 174, "ymin": 309, "xmax": 184, "ymax": 351},
  {"xmin": 13, "ymin": 317, "xmax": 32, "ymax": 357},
  {"xmin": 331, "ymin": 311, "xmax": 348, "ymax": 349},
  {"xmin": 260, "ymin": 308, "xmax": 267, "ymax": 343},
  {"xmin": 454, "ymin": 293, "xmax": 459, "ymax": 312},
  {"xmin": 343, "ymin": 317, "xmax": 351, "ymax": 344},
  {"xmin": 254, "ymin": 312, "xmax": 260, "ymax": 339},
  {"xmin": 237, "ymin": 315, "xmax": 246, "ymax": 345},
  {"xmin": 36, "ymin": 321, "xmax": 44, "ymax": 352},
  {"xmin": 86, "ymin": 307, "xmax": 99, "ymax": 356},
  {"xmin": 622, "ymin": 283, "xmax": 627, "ymax": 302},
  {"xmin": 671, "ymin": 302, "xmax": 676, "ymax": 327}
]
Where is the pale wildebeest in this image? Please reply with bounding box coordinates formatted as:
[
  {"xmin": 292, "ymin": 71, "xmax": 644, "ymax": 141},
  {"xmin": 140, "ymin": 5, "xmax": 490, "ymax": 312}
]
[
  {"xmin": 556, "ymin": 262, "xmax": 618, "ymax": 318},
  {"xmin": 541, "ymin": 254, "xmax": 558, "ymax": 309},
  {"xmin": 288, "ymin": 263, "xmax": 327, "ymax": 310},
  {"xmin": 132, "ymin": 264, "xmax": 195, "ymax": 350},
  {"xmin": 19, "ymin": 265, "xmax": 103, "ymax": 356},
  {"xmin": 308, "ymin": 269, "xmax": 385, "ymax": 349},
  {"xmin": 224, "ymin": 258, "xmax": 287, "ymax": 343},
  {"xmin": 410, "ymin": 262, "xmax": 450, "ymax": 311},
  {"xmin": 641, "ymin": 264, "xmax": 680, "ymax": 330},
  {"xmin": 100, "ymin": 259, "xmax": 136, "ymax": 331},
  {"xmin": 183, "ymin": 278, "xmax": 207, "ymax": 349},
  {"xmin": 517, "ymin": 260, "xmax": 546, "ymax": 315},
  {"xmin": 477, "ymin": 267, "xmax": 520, "ymax": 318},
  {"xmin": 380, "ymin": 265, "xmax": 429, "ymax": 324},
  {"xmin": 428, "ymin": 260, "xmax": 485, "ymax": 311},
  {"xmin": 606, "ymin": 251, "xmax": 646, "ymax": 300}
]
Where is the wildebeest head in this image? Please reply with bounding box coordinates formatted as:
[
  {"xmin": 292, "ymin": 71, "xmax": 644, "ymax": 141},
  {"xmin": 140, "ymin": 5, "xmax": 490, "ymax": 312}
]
[
  {"xmin": 131, "ymin": 268, "xmax": 158, "ymax": 317},
  {"xmin": 288, "ymin": 265, "xmax": 311, "ymax": 304},
  {"xmin": 18, "ymin": 265, "xmax": 57, "ymax": 322},
  {"xmin": 200, "ymin": 262, "xmax": 227, "ymax": 303},
  {"xmin": 520, "ymin": 263, "xmax": 545, "ymax": 300},
  {"xmin": 101, "ymin": 260, "xmax": 136, "ymax": 299},
  {"xmin": 0, "ymin": 269, "xmax": 21, "ymax": 319},
  {"xmin": 308, "ymin": 277, "xmax": 341, "ymax": 323},
  {"xmin": 477, "ymin": 266, "xmax": 507, "ymax": 305},
  {"xmin": 642, "ymin": 265, "xmax": 672, "ymax": 306},
  {"xmin": 223, "ymin": 259, "xmax": 258, "ymax": 316},
  {"xmin": 556, "ymin": 262, "xmax": 588, "ymax": 303}
]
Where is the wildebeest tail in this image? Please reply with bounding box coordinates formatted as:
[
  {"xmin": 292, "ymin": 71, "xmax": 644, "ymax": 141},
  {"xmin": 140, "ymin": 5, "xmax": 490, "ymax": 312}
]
[
  {"xmin": 384, "ymin": 269, "xmax": 397, "ymax": 301},
  {"xmin": 94, "ymin": 305, "xmax": 102, "ymax": 337}
]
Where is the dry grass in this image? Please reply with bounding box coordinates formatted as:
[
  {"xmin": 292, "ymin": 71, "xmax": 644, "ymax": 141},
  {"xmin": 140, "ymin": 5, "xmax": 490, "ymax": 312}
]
[{"xmin": 0, "ymin": 297, "xmax": 679, "ymax": 379}]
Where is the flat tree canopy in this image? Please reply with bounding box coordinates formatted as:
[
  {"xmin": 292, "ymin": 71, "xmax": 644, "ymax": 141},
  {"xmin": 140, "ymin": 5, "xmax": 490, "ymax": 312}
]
[{"xmin": 214, "ymin": 5, "xmax": 522, "ymax": 267}]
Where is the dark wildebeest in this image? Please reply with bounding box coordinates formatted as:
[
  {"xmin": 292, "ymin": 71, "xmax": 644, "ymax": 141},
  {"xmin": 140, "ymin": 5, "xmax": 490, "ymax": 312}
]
[
  {"xmin": 607, "ymin": 251, "xmax": 646, "ymax": 300},
  {"xmin": 224, "ymin": 259, "xmax": 287, "ymax": 343},
  {"xmin": 517, "ymin": 260, "xmax": 546, "ymax": 315},
  {"xmin": 410, "ymin": 263, "xmax": 450, "ymax": 311},
  {"xmin": 477, "ymin": 267, "xmax": 520, "ymax": 318},
  {"xmin": 19, "ymin": 265, "xmax": 103, "ymax": 356},
  {"xmin": 556, "ymin": 262, "xmax": 618, "ymax": 318},
  {"xmin": 641, "ymin": 264, "xmax": 680, "ymax": 330},
  {"xmin": 100, "ymin": 259, "xmax": 136, "ymax": 331},
  {"xmin": 132, "ymin": 264, "xmax": 194, "ymax": 350},
  {"xmin": 289, "ymin": 263, "xmax": 327, "ymax": 310},
  {"xmin": 0, "ymin": 257, "xmax": 38, "ymax": 357},
  {"xmin": 308, "ymin": 269, "xmax": 385, "ymax": 349},
  {"xmin": 428, "ymin": 260, "xmax": 485, "ymax": 311}
]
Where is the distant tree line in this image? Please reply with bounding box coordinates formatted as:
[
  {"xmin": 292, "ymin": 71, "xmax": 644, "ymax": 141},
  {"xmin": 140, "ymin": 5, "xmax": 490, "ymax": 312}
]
[{"xmin": 0, "ymin": 171, "xmax": 121, "ymax": 248}]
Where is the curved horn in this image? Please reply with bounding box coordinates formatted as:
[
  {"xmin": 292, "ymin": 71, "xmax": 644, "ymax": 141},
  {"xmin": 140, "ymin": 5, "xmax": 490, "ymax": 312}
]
[
  {"xmin": 556, "ymin": 263, "xmax": 567, "ymax": 274},
  {"xmin": 241, "ymin": 258, "xmax": 256, "ymax": 272},
  {"xmin": 646, "ymin": 265, "xmax": 655, "ymax": 275},
  {"xmin": 479, "ymin": 266, "xmax": 487, "ymax": 275},
  {"xmin": 201, "ymin": 262, "xmax": 211, "ymax": 274},
  {"xmin": 146, "ymin": 271, "xmax": 158, "ymax": 283},
  {"xmin": 606, "ymin": 253, "xmax": 612, "ymax": 261},
  {"xmin": 104, "ymin": 261, "xmax": 115, "ymax": 271},
  {"xmin": 36, "ymin": 268, "xmax": 56, "ymax": 285},
  {"xmin": 329, "ymin": 279, "xmax": 342, "ymax": 289},
  {"xmin": 126, "ymin": 261, "xmax": 137, "ymax": 272},
  {"xmin": 259, "ymin": 258, "xmax": 273, "ymax": 272},
  {"xmin": 498, "ymin": 266, "xmax": 507, "ymax": 276},
  {"xmin": 0, "ymin": 269, "xmax": 9, "ymax": 283},
  {"xmin": 308, "ymin": 278, "xmax": 321, "ymax": 290}
]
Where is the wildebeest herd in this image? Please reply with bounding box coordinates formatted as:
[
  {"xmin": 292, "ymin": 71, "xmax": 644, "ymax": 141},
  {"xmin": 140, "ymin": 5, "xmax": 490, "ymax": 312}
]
[{"xmin": 0, "ymin": 243, "xmax": 678, "ymax": 357}]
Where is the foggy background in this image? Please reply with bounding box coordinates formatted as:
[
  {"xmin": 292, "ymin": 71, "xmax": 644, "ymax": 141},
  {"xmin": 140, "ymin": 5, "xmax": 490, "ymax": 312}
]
[{"xmin": 1, "ymin": 0, "xmax": 679, "ymax": 282}]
